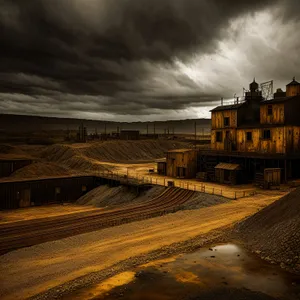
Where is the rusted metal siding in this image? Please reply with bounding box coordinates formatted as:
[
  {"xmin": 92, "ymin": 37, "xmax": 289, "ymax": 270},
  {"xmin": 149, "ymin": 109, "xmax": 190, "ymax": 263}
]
[
  {"xmin": 0, "ymin": 176, "xmax": 95, "ymax": 209},
  {"xmin": 287, "ymin": 85, "xmax": 300, "ymax": 97},
  {"xmin": 260, "ymin": 103, "xmax": 285, "ymax": 125},
  {"xmin": 166, "ymin": 150, "xmax": 197, "ymax": 179},
  {"xmin": 211, "ymin": 110, "xmax": 238, "ymax": 129},
  {"xmin": 211, "ymin": 129, "xmax": 237, "ymax": 151},
  {"xmin": 236, "ymin": 129, "xmax": 260, "ymax": 152}
]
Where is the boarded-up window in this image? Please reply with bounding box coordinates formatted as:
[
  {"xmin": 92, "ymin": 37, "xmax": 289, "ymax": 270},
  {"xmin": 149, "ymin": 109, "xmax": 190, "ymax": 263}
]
[
  {"xmin": 216, "ymin": 131, "xmax": 223, "ymax": 142},
  {"xmin": 267, "ymin": 105, "xmax": 273, "ymax": 116},
  {"xmin": 224, "ymin": 117, "xmax": 230, "ymax": 127},
  {"xmin": 263, "ymin": 129, "xmax": 271, "ymax": 139},
  {"xmin": 246, "ymin": 131, "xmax": 252, "ymax": 142}
]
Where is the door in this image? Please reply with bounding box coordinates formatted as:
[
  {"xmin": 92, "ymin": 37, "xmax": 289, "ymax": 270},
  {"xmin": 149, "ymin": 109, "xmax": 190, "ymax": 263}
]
[{"xmin": 19, "ymin": 189, "xmax": 31, "ymax": 208}]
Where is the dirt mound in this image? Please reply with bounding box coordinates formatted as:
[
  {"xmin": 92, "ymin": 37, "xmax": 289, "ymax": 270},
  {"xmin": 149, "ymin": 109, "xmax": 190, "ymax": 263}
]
[
  {"xmin": 10, "ymin": 162, "xmax": 74, "ymax": 179},
  {"xmin": 235, "ymin": 188, "xmax": 300, "ymax": 274},
  {"xmin": 40, "ymin": 140, "xmax": 190, "ymax": 173},
  {"xmin": 76, "ymin": 185, "xmax": 166, "ymax": 208},
  {"xmin": 83, "ymin": 140, "xmax": 191, "ymax": 163},
  {"xmin": 0, "ymin": 144, "xmax": 15, "ymax": 154},
  {"xmin": 40, "ymin": 144, "xmax": 109, "ymax": 173},
  {"xmin": 181, "ymin": 192, "xmax": 229, "ymax": 210}
]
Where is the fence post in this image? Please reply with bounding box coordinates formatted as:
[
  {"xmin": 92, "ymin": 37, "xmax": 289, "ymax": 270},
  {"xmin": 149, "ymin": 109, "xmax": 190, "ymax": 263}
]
[
  {"xmin": 194, "ymin": 185, "xmax": 196, "ymax": 191},
  {"xmin": 156, "ymin": 178, "xmax": 158, "ymax": 184},
  {"xmin": 243, "ymin": 191, "xmax": 245, "ymax": 197},
  {"xmin": 221, "ymin": 189, "xmax": 222, "ymax": 196},
  {"xmin": 234, "ymin": 192, "xmax": 236, "ymax": 200}
]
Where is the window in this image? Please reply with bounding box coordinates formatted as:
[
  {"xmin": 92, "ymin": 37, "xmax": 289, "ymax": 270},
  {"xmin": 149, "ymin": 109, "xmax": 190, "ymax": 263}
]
[
  {"xmin": 246, "ymin": 131, "xmax": 252, "ymax": 142},
  {"xmin": 224, "ymin": 117, "xmax": 230, "ymax": 127},
  {"xmin": 216, "ymin": 131, "xmax": 223, "ymax": 142},
  {"xmin": 263, "ymin": 129, "xmax": 271, "ymax": 140},
  {"xmin": 267, "ymin": 105, "xmax": 273, "ymax": 116}
]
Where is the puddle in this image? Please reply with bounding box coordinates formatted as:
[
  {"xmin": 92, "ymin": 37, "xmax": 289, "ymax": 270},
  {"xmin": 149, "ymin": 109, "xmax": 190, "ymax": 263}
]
[{"xmin": 64, "ymin": 244, "xmax": 300, "ymax": 300}]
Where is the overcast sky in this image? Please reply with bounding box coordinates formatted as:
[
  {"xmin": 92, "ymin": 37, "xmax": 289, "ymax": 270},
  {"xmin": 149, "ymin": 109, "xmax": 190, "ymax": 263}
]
[{"xmin": 1, "ymin": 0, "xmax": 300, "ymax": 121}]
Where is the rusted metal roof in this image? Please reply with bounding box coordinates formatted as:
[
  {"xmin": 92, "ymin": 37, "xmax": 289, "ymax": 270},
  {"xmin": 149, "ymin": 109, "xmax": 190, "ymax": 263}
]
[
  {"xmin": 215, "ymin": 163, "xmax": 241, "ymax": 170},
  {"xmin": 210, "ymin": 102, "xmax": 245, "ymax": 112}
]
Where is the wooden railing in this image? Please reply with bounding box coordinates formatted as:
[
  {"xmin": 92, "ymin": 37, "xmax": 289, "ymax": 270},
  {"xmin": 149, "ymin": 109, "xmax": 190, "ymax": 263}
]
[{"xmin": 95, "ymin": 170, "xmax": 256, "ymax": 200}]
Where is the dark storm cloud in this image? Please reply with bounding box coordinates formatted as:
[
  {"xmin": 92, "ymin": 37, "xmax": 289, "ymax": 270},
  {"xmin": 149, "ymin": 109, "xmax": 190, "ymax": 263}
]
[{"xmin": 0, "ymin": 0, "xmax": 299, "ymax": 119}]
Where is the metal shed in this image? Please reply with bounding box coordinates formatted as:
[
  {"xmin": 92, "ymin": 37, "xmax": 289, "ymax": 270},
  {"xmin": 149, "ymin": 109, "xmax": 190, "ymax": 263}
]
[{"xmin": 215, "ymin": 163, "xmax": 241, "ymax": 185}]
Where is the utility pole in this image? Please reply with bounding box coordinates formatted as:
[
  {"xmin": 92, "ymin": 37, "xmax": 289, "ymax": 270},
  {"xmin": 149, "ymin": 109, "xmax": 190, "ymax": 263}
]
[{"xmin": 194, "ymin": 121, "xmax": 197, "ymax": 149}]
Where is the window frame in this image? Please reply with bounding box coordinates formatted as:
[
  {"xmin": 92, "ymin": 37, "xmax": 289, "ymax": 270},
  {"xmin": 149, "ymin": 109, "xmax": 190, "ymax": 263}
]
[
  {"xmin": 246, "ymin": 131, "xmax": 253, "ymax": 142},
  {"xmin": 267, "ymin": 105, "xmax": 273, "ymax": 116},
  {"xmin": 224, "ymin": 117, "xmax": 230, "ymax": 127},
  {"xmin": 262, "ymin": 129, "xmax": 271, "ymax": 140},
  {"xmin": 216, "ymin": 131, "xmax": 223, "ymax": 142}
]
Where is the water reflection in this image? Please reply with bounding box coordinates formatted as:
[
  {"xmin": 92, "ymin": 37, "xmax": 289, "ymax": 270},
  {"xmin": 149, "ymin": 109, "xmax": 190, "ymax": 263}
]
[{"xmin": 64, "ymin": 244, "xmax": 300, "ymax": 300}]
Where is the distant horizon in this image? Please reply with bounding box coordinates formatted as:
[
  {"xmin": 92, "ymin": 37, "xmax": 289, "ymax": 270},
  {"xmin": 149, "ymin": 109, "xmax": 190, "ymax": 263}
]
[{"xmin": 0, "ymin": 112, "xmax": 211, "ymax": 124}]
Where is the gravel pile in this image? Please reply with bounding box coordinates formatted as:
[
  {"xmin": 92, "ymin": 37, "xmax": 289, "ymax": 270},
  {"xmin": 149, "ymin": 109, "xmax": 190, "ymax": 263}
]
[
  {"xmin": 76, "ymin": 185, "xmax": 166, "ymax": 208},
  {"xmin": 235, "ymin": 188, "xmax": 300, "ymax": 274},
  {"xmin": 180, "ymin": 192, "xmax": 229, "ymax": 210},
  {"xmin": 10, "ymin": 162, "xmax": 73, "ymax": 179},
  {"xmin": 83, "ymin": 140, "xmax": 191, "ymax": 162}
]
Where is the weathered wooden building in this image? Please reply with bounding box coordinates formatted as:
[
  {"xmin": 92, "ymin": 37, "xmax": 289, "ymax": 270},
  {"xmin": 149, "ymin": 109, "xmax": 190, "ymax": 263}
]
[
  {"xmin": 0, "ymin": 176, "xmax": 96, "ymax": 209},
  {"xmin": 166, "ymin": 149, "xmax": 197, "ymax": 179},
  {"xmin": 200, "ymin": 77, "xmax": 300, "ymax": 184}
]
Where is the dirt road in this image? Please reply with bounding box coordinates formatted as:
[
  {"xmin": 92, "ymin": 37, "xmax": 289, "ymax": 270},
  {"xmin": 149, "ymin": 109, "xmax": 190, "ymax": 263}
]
[{"xmin": 0, "ymin": 192, "xmax": 285, "ymax": 300}]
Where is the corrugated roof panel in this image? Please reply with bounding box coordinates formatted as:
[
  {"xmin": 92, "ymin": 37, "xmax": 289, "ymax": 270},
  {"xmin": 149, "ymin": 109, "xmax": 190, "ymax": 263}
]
[{"xmin": 215, "ymin": 163, "xmax": 241, "ymax": 170}]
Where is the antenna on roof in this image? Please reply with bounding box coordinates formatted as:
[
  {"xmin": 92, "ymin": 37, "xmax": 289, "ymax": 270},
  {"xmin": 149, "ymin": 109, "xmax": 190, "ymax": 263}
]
[
  {"xmin": 293, "ymin": 76, "xmax": 296, "ymax": 81},
  {"xmin": 221, "ymin": 97, "xmax": 223, "ymax": 106}
]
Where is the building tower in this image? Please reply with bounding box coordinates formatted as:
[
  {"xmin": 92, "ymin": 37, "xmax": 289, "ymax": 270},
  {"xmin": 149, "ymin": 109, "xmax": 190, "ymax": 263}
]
[
  {"xmin": 286, "ymin": 77, "xmax": 300, "ymax": 97},
  {"xmin": 245, "ymin": 78, "xmax": 263, "ymax": 102}
]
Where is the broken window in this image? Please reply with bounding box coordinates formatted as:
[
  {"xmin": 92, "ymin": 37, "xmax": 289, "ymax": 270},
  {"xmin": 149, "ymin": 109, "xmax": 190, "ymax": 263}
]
[
  {"xmin": 263, "ymin": 129, "xmax": 271, "ymax": 139},
  {"xmin": 224, "ymin": 117, "xmax": 230, "ymax": 127},
  {"xmin": 216, "ymin": 131, "xmax": 223, "ymax": 142},
  {"xmin": 246, "ymin": 131, "xmax": 252, "ymax": 142},
  {"xmin": 267, "ymin": 105, "xmax": 273, "ymax": 116}
]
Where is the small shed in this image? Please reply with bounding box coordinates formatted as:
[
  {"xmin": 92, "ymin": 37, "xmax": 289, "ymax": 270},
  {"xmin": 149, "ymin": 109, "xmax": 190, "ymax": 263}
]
[
  {"xmin": 264, "ymin": 168, "xmax": 281, "ymax": 189},
  {"xmin": 215, "ymin": 163, "xmax": 241, "ymax": 185},
  {"xmin": 166, "ymin": 149, "xmax": 197, "ymax": 179}
]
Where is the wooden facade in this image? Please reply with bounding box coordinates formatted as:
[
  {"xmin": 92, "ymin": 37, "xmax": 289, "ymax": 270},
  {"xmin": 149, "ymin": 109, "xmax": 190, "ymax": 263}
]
[
  {"xmin": 211, "ymin": 79, "xmax": 300, "ymax": 156},
  {"xmin": 214, "ymin": 163, "xmax": 241, "ymax": 185},
  {"xmin": 201, "ymin": 78, "xmax": 300, "ymax": 185},
  {"xmin": 166, "ymin": 149, "xmax": 197, "ymax": 179},
  {"xmin": 157, "ymin": 161, "xmax": 167, "ymax": 175}
]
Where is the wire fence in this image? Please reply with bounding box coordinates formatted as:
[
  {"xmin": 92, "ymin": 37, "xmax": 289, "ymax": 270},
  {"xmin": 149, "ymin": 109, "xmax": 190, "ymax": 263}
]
[{"xmin": 95, "ymin": 170, "xmax": 256, "ymax": 200}]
